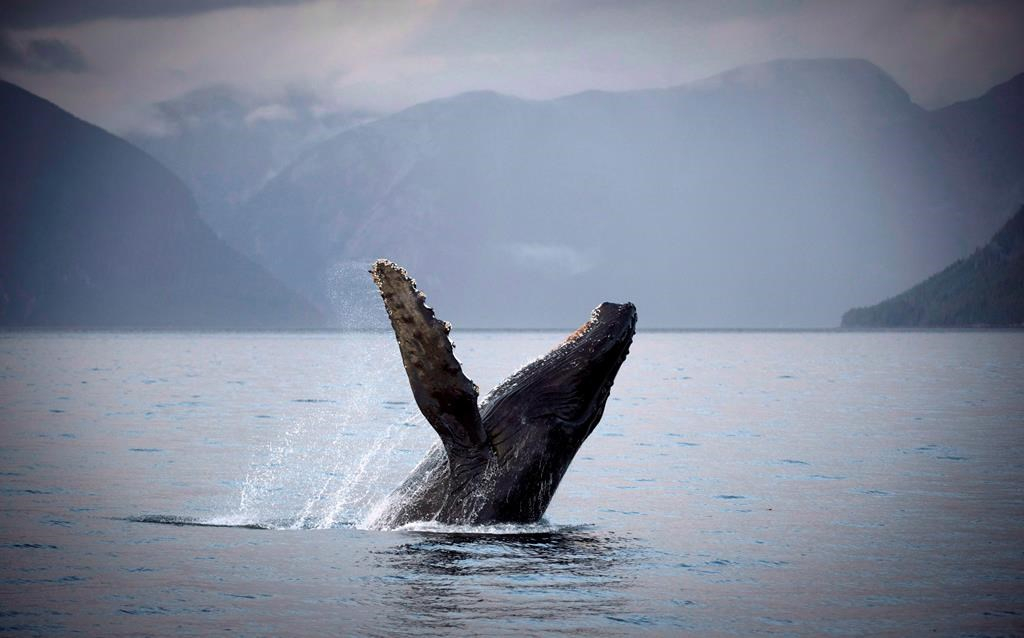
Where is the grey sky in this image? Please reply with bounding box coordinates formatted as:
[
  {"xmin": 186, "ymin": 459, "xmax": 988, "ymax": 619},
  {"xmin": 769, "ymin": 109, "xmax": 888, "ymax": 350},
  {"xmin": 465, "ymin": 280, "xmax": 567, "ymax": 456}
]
[{"xmin": 1, "ymin": 0, "xmax": 1023, "ymax": 133}]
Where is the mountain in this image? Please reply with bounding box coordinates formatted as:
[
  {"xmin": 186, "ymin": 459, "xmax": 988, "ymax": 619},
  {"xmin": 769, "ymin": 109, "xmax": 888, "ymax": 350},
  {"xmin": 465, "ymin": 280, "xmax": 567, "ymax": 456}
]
[
  {"xmin": 126, "ymin": 85, "xmax": 374, "ymax": 237},
  {"xmin": 0, "ymin": 81, "xmax": 323, "ymax": 328},
  {"xmin": 842, "ymin": 205, "xmax": 1024, "ymax": 327},
  {"xmin": 931, "ymin": 72, "xmax": 1024, "ymax": 234},
  {"xmin": 225, "ymin": 58, "xmax": 1021, "ymax": 328}
]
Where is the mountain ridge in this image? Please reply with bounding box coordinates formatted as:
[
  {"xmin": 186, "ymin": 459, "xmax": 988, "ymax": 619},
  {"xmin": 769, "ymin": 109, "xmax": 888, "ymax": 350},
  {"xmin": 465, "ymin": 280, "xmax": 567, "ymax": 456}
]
[
  {"xmin": 224, "ymin": 57, "xmax": 1020, "ymax": 328},
  {"xmin": 8, "ymin": 56, "xmax": 1023, "ymax": 328}
]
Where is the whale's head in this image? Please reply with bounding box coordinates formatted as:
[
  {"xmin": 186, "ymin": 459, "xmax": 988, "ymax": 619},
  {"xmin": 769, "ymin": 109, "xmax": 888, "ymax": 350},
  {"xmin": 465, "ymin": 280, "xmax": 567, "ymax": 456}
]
[
  {"xmin": 478, "ymin": 302, "xmax": 636, "ymax": 498},
  {"xmin": 538, "ymin": 301, "xmax": 637, "ymax": 439},
  {"xmin": 481, "ymin": 301, "xmax": 636, "ymax": 439}
]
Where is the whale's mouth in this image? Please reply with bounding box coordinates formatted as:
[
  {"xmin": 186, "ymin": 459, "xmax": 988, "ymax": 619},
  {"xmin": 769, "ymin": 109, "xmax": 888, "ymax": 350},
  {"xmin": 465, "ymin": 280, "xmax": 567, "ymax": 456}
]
[
  {"xmin": 562, "ymin": 301, "xmax": 636, "ymax": 348},
  {"xmin": 563, "ymin": 313, "xmax": 598, "ymax": 345}
]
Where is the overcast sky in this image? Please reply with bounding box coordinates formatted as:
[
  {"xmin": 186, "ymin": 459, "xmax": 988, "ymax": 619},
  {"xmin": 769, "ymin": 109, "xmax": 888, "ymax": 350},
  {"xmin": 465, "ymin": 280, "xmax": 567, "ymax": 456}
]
[{"xmin": 2, "ymin": 0, "xmax": 1024, "ymax": 134}]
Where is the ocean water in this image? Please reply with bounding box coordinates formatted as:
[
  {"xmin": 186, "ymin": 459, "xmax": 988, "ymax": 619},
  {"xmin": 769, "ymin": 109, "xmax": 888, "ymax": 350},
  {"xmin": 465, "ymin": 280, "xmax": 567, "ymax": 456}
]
[{"xmin": 0, "ymin": 330, "xmax": 1022, "ymax": 636}]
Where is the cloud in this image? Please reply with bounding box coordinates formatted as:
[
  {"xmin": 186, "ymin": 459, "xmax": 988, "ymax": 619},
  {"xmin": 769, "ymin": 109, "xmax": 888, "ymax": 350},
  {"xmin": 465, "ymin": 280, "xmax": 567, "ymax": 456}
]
[
  {"xmin": 0, "ymin": 31, "xmax": 23, "ymax": 68},
  {"xmin": 244, "ymin": 103, "xmax": 297, "ymax": 125},
  {"xmin": 2, "ymin": 0, "xmax": 1023, "ymax": 132},
  {"xmin": 0, "ymin": 0, "xmax": 313, "ymax": 29},
  {"xmin": 503, "ymin": 242, "xmax": 596, "ymax": 277},
  {"xmin": 24, "ymin": 38, "xmax": 87, "ymax": 72},
  {"xmin": 0, "ymin": 31, "xmax": 87, "ymax": 73},
  {"xmin": 0, "ymin": 1, "xmax": 433, "ymax": 132}
]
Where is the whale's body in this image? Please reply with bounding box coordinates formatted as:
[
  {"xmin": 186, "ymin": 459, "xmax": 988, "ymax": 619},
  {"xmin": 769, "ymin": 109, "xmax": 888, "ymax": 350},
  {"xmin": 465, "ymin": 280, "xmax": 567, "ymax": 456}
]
[{"xmin": 368, "ymin": 260, "xmax": 636, "ymax": 529}]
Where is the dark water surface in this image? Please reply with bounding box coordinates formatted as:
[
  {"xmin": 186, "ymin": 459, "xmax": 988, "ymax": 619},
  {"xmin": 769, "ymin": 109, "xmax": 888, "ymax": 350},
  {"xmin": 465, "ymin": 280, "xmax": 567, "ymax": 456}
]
[{"xmin": 1, "ymin": 331, "xmax": 1022, "ymax": 636}]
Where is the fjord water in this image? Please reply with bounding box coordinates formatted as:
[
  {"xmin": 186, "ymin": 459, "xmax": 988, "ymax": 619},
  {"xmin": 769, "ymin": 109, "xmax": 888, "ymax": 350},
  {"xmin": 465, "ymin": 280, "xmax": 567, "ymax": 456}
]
[{"xmin": 1, "ymin": 331, "xmax": 1021, "ymax": 636}]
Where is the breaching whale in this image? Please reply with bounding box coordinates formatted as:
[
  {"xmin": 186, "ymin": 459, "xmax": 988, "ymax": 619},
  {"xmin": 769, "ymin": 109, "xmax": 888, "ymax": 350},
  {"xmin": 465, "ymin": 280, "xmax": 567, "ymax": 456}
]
[{"xmin": 367, "ymin": 259, "xmax": 636, "ymax": 529}]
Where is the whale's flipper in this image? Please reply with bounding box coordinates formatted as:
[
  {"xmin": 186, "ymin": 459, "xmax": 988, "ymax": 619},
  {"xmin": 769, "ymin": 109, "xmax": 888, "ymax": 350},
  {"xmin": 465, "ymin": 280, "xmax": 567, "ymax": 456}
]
[{"xmin": 370, "ymin": 260, "xmax": 490, "ymax": 478}]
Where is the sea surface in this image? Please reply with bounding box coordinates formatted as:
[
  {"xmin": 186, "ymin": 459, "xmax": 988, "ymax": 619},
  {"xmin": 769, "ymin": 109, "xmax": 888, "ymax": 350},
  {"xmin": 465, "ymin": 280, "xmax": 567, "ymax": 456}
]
[{"xmin": 0, "ymin": 330, "xmax": 1022, "ymax": 636}]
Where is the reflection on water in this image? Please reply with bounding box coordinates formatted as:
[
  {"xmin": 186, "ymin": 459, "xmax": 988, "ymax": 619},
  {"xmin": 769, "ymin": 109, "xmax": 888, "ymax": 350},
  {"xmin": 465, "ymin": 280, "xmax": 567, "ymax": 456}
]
[{"xmin": 375, "ymin": 528, "xmax": 635, "ymax": 635}]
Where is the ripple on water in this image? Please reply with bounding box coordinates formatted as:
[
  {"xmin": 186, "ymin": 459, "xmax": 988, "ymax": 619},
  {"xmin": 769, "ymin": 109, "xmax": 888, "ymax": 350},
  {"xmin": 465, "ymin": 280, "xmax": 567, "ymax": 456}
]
[
  {"xmin": 2, "ymin": 331, "xmax": 1022, "ymax": 637},
  {"xmin": 394, "ymin": 520, "xmax": 579, "ymax": 536},
  {"xmin": 126, "ymin": 514, "xmax": 276, "ymax": 530}
]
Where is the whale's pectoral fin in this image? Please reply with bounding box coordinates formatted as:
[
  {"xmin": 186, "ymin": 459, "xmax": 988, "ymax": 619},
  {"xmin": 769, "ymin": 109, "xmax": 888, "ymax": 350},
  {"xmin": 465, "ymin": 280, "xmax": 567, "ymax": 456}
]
[{"xmin": 370, "ymin": 260, "xmax": 490, "ymax": 475}]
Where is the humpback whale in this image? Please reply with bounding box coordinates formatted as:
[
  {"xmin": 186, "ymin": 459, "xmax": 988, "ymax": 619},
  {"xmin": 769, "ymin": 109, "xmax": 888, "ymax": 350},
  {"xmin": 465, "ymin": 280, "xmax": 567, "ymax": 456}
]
[{"xmin": 368, "ymin": 259, "xmax": 636, "ymax": 529}]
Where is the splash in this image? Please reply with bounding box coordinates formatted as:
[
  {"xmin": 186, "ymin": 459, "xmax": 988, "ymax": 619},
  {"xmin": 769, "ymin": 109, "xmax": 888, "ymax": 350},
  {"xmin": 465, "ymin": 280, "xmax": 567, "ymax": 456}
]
[
  {"xmin": 326, "ymin": 259, "xmax": 391, "ymax": 330},
  {"xmin": 218, "ymin": 265, "xmax": 433, "ymax": 530},
  {"xmin": 232, "ymin": 411, "xmax": 425, "ymax": 530}
]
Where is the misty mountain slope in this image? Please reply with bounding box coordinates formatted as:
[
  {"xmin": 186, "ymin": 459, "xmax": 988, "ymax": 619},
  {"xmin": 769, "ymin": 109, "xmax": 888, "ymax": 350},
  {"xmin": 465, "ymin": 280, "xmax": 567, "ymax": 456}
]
[
  {"xmin": 0, "ymin": 81, "xmax": 322, "ymax": 327},
  {"xmin": 842, "ymin": 205, "xmax": 1024, "ymax": 327},
  {"xmin": 232, "ymin": 58, "xmax": 1007, "ymax": 328},
  {"xmin": 932, "ymin": 71, "xmax": 1024, "ymax": 232},
  {"xmin": 127, "ymin": 85, "xmax": 374, "ymax": 238}
]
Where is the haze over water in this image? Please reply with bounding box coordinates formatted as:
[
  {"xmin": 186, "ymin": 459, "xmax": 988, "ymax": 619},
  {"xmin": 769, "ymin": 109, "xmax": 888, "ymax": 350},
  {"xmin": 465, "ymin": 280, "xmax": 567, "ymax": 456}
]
[{"xmin": 0, "ymin": 330, "xmax": 1021, "ymax": 636}]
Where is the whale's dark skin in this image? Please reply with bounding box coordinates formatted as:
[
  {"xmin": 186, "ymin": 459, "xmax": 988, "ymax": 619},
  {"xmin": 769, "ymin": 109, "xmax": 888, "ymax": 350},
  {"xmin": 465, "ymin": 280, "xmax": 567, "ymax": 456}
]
[{"xmin": 367, "ymin": 259, "xmax": 636, "ymax": 529}]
